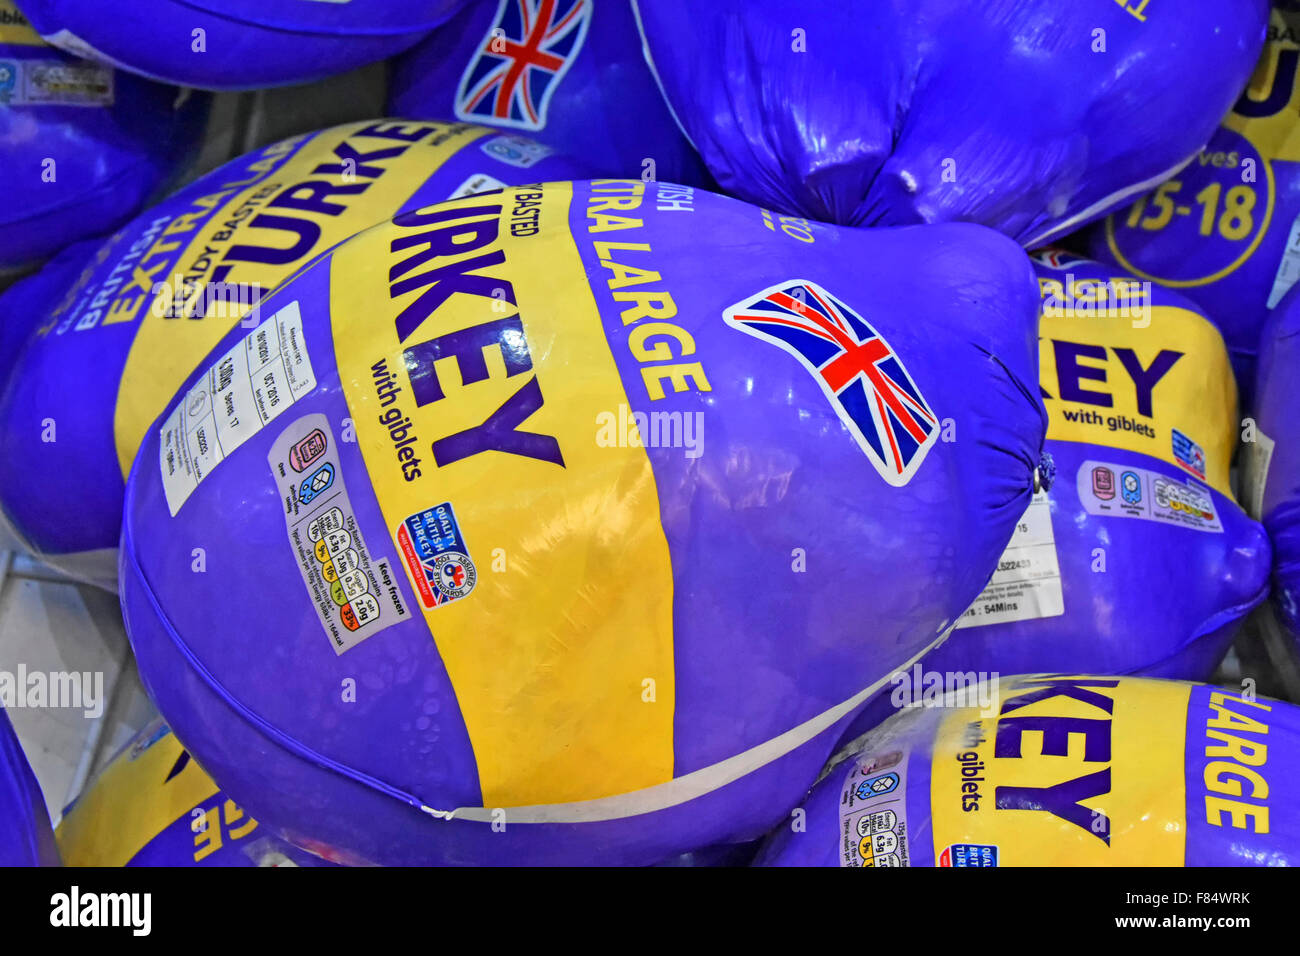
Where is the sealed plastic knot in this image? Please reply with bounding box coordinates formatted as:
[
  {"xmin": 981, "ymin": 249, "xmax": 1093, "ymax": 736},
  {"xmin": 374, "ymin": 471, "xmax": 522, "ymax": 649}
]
[{"xmin": 1033, "ymin": 452, "xmax": 1056, "ymax": 494}]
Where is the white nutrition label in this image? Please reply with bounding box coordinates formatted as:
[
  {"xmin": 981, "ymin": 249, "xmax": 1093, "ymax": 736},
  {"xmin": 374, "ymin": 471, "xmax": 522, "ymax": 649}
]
[
  {"xmin": 448, "ymin": 173, "xmax": 508, "ymax": 199},
  {"xmin": 1, "ymin": 59, "xmax": 114, "ymax": 107},
  {"xmin": 159, "ymin": 300, "xmax": 316, "ymax": 516},
  {"xmin": 955, "ymin": 490, "xmax": 1064, "ymax": 629},
  {"xmin": 1240, "ymin": 427, "xmax": 1276, "ymax": 521},
  {"xmin": 1268, "ymin": 213, "xmax": 1300, "ymax": 309}
]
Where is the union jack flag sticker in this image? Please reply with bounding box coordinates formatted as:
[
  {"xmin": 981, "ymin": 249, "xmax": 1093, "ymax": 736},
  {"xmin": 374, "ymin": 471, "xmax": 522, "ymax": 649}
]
[
  {"xmin": 722, "ymin": 279, "xmax": 940, "ymax": 486},
  {"xmin": 1031, "ymin": 248, "xmax": 1087, "ymax": 271},
  {"xmin": 454, "ymin": 0, "xmax": 592, "ymax": 131}
]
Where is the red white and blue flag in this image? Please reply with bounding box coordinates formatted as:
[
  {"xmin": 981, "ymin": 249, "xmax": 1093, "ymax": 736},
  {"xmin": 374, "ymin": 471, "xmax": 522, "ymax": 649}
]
[
  {"xmin": 723, "ymin": 280, "xmax": 939, "ymax": 486},
  {"xmin": 1031, "ymin": 248, "xmax": 1088, "ymax": 270},
  {"xmin": 454, "ymin": 0, "xmax": 592, "ymax": 131}
]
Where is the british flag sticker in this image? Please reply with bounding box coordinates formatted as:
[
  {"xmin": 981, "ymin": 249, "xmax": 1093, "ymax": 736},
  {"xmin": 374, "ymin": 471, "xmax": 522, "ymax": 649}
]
[
  {"xmin": 454, "ymin": 0, "xmax": 592, "ymax": 131},
  {"xmin": 722, "ymin": 279, "xmax": 940, "ymax": 487},
  {"xmin": 1031, "ymin": 248, "xmax": 1088, "ymax": 271}
]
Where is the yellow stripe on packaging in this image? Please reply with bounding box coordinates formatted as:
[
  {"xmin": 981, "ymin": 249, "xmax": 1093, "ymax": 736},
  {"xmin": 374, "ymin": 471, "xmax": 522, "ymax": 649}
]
[{"xmin": 329, "ymin": 184, "xmax": 677, "ymax": 807}]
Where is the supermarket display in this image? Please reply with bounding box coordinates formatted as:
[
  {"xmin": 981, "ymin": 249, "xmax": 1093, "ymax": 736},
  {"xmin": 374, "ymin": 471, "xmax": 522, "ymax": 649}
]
[
  {"xmin": 0, "ymin": 706, "xmax": 58, "ymax": 866},
  {"xmin": 634, "ymin": 0, "xmax": 1268, "ymax": 246},
  {"xmin": 1247, "ymin": 283, "xmax": 1300, "ymax": 645},
  {"xmin": 757, "ymin": 675, "xmax": 1297, "ymax": 867},
  {"xmin": 57, "ymin": 717, "xmax": 327, "ymax": 866},
  {"xmin": 0, "ymin": 0, "xmax": 1295, "ymax": 881},
  {"xmin": 1091, "ymin": 1, "xmax": 1300, "ymax": 407},
  {"xmin": 119, "ymin": 181, "xmax": 1049, "ymax": 866},
  {"xmin": 928, "ymin": 252, "xmax": 1268, "ymax": 680},
  {"xmin": 0, "ymin": 1, "xmax": 205, "ymax": 272},
  {"xmin": 15, "ymin": 0, "xmax": 468, "ymax": 90},
  {"xmin": 0, "ymin": 119, "xmax": 592, "ymax": 588},
  {"xmin": 389, "ymin": 0, "xmax": 710, "ymax": 185}
]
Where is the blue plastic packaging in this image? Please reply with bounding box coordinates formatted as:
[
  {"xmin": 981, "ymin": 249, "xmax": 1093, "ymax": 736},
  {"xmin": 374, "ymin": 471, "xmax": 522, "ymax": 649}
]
[
  {"xmin": 119, "ymin": 180, "xmax": 1047, "ymax": 865},
  {"xmin": 757, "ymin": 675, "xmax": 1299, "ymax": 867},
  {"xmin": 1089, "ymin": 1, "xmax": 1300, "ymax": 409},
  {"xmin": 389, "ymin": 0, "xmax": 709, "ymax": 185},
  {"xmin": 0, "ymin": 120, "xmax": 593, "ymax": 588},
  {"xmin": 57, "ymin": 717, "xmax": 330, "ymax": 866},
  {"xmin": 18, "ymin": 0, "xmax": 469, "ymax": 90},
  {"xmin": 0, "ymin": 2, "xmax": 204, "ymax": 271},
  {"xmin": 934, "ymin": 253, "xmax": 1268, "ymax": 680},
  {"xmin": 634, "ymin": 0, "xmax": 1267, "ymax": 245},
  {"xmin": 828, "ymin": 253, "xmax": 1269, "ymax": 766},
  {"xmin": 0, "ymin": 707, "xmax": 58, "ymax": 866},
  {"xmin": 1247, "ymin": 280, "xmax": 1300, "ymax": 645}
]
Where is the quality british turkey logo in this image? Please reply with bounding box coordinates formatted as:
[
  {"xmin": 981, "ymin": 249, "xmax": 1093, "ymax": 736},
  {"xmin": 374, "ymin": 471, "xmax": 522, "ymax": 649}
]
[
  {"xmin": 395, "ymin": 503, "xmax": 478, "ymax": 609},
  {"xmin": 454, "ymin": 0, "xmax": 592, "ymax": 131},
  {"xmin": 939, "ymin": 843, "xmax": 999, "ymax": 867},
  {"xmin": 722, "ymin": 279, "xmax": 940, "ymax": 486}
]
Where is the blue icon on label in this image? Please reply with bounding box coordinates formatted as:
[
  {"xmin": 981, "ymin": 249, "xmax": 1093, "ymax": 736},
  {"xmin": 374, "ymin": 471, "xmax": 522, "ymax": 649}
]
[
  {"xmin": 941, "ymin": 843, "xmax": 999, "ymax": 867},
  {"xmin": 298, "ymin": 463, "xmax": 335, "ymax": 505},
  {"xmin": 1120, "ymin": 470, "xmax": 1141, "ymax": 504},
  {"xmin": 480, "ymin": 134, "xmax": 552, "ymax": 168},
  {"xmin": 856, "ymin": 772, "xmax": 899, "ymax": 800},
  {"xmin": 1172, "ymin": 428, "xmax": 1206, "ymax": 479},
  {"xmin": 0, "ymin": 61, "xmax": 16, "ymax": 97}
]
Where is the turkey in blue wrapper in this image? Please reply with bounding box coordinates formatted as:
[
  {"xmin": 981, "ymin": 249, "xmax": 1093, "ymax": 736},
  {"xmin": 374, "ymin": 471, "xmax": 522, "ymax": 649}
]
[
  {"xmin": 56, "ymin": 716, "xmax": 332, "ymax": 866},
  {"xmin": 389, "ymin": 0, "xmax": 709, "ymax": 186},
  {"xmin": 0, "ymin": 1, "xmax": 205, "ymax": 272},
  {"xmin": 633, "ymin": 0, "xmax": 1268, "ymax": 246},
  {"xmin": 0, "ymin": 120, "xmax": 594, "ymax": 588},
  {"xmin": 0, "ymin": 707, "xmax": 58, "ymax": 866},
  {"xmin": 756, "ymin": 675, "xmax": 1298, "ymax": 866},
  {"xmin": 829, "ymin": 252, "xmax": 1269, "ymax": 759},
  {"xmin": 1245, "ymin": 280, "xmax": 1300, "ymax": 648},
  {"xmin": 17, "ymin": 0, "xmax": 470, "ymax": 90},
  {"xmin": 117, "ymin": 180, "xmax": 1048, "ymax": 866},
  {"xmin": 1088, "ymin": 0, "xmax": 1300, "ymax": 410},
  {"xmin": 937, "ymin": 252, "xmax": 1268, "ymax": 679}
]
